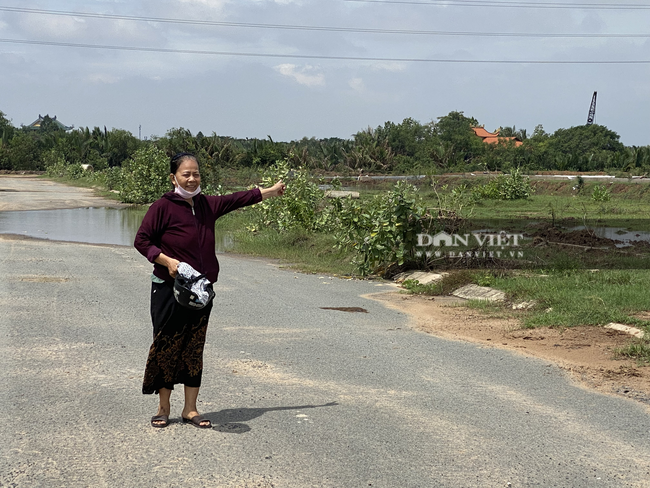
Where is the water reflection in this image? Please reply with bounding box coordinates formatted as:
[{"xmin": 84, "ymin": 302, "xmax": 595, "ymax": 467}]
[
  {"xmin": 0, "ymin": 207, "xmax": 235, "ymax": 251},
  {"xmin": 569, "ymin": 226, "xmax": 650, "ymax": 242}
]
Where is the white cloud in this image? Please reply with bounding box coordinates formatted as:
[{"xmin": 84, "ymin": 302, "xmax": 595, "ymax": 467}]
[
  {"xmin": 86, "ymin": 73, "xmax": 121, "ymax": 84},
  {"xmin": 274, "ymin": 64, "xmax": 325, "ymax": 87},
  {"xmin": 348, "ymin": 77, "xmax": 365, "ymax": 92},
  {"xmin": 370, "ymin": 62, "xmax": 407, "ymax": 73}
]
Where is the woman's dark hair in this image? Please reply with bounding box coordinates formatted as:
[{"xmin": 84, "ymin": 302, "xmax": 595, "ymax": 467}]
[{"xmin": 170, "ymin": 152, "xmax": 198, "ymax": 175}]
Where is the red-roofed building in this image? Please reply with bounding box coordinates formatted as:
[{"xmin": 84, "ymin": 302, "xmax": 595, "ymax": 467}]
[{"xmin": 472, "ymin": 126, "xmax": 523, "ymax": 147}]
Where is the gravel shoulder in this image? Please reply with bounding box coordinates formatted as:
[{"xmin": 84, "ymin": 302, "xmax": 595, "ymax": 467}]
[{"xmin": 371, "ymin": 292, "xmax": 650, "ymax": 406}]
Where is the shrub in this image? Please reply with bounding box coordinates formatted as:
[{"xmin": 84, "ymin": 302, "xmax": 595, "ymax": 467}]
[
  {"xmin": 250, "ymin": 156, "xmax": 325, "ymax": 231},
  {"xmin": 473, "ymin": 168, "xmax": 533, "ymax": 200},
  {"xmin": 43, "ymin": 149, "xmax": 68, "ymax": 177},
  {"xmin": 119, "ymin": 146, "xmax": 170, "ymax": 204},
  {"xmin": 591, "ymin": 184, "xmax": 611, "ymax": 202},
  {"xmin": 335, "ymin": 181, "xmax": 430, "ymax": 275},
  {"xmin": 103, "ymin": 166, "xmax": 124, "ymax": 191}
]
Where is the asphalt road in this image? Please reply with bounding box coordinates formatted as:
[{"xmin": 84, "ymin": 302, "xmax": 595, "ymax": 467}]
[
  {"xmin": 2, "ymin": 233, "xmax": 650, "ymax": 488},
  {"xmin": 0, "ymin": 175, "xmax": 124, "ymax": 212}
]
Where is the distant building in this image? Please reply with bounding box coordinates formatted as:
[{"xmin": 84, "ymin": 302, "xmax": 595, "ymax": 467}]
[
  {"xmin": 24, "ymin": 114, "xmax": 73, "ymax": 131},
  {"xmin": 472, "ymin": 126, "xmax": 522, "ymax": 147}
]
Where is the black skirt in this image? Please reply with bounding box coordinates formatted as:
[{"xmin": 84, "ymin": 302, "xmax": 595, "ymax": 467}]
[{"xmin": 142, "ymin": 281, "xmax": 213, "ymax": 395}]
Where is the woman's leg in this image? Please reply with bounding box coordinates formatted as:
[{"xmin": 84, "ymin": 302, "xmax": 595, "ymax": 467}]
[
  {"xmin": 151, "ymin": 388, "xmax": 172, "ymax": 426},
  {"xmin": 182, "ymin": 386, "xmax": 210, "ymax": 426}
]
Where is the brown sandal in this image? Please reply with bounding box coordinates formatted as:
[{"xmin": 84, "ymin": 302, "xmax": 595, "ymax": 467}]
[
  {"xmin": 182, "ymin": 414, "xmax": 212, "ymax": 429},
  {"xmin": 151, "ymin": 415, "xmax": 169, "ymax": 428}
]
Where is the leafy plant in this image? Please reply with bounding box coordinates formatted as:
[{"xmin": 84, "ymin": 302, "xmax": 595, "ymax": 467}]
[
  {"xmin": 118, "ymin": 145, "xmax": 170, "ymax": 204},
  {"xmin": 473, "ymin": 168, "xmax": 533, "ymax": 200},
  {"xmin": 335, "ymin": 181, "xmax": 431, "ymax": 275},
  {"xmin": 591, "ymin": 184, "xmax": 611, "ymax": 202},
  {"xmin": 251, "ymin": 156, "xmax": 325, "ymax": 231},
  {"xmin": 43, "ymin": 149, "xmax": 68, "ymax": 177},
  {"xmin": 475, "ymin": 273, "xmax": 494, "ymax": 287},
  {"xmin": 430, "ymin": 181, "xmax": 477, "ymax": 221}
]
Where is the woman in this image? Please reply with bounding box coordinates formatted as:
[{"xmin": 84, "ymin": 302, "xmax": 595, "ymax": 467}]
[{"xmin": 134, "ymin": 152, "xmax": 285, "ymax": 428}]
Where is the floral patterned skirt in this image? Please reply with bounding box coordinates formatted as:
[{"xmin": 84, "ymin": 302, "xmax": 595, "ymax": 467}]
[{"xmin": 142, "ymin": 281, "xmax": 213, "ymax": 395}]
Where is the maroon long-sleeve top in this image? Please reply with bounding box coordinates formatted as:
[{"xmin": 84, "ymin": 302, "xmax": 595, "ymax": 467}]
[{"xmin": 134, "ymin": 189, "xmax": 262, "ymax": 283}]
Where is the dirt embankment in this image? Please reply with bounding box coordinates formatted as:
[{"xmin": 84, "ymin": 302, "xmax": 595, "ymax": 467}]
[{"xmin": 370, "ymin": 293, "xmax": 650, "ymax": 406}]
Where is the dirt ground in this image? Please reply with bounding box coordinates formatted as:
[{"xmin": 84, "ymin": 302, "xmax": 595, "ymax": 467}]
[{"xmin": 370, "ymin": 292, "xmax": 650, "ymax": 406}]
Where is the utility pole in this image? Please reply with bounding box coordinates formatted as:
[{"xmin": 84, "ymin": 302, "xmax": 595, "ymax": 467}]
[{"xmin": 586, "ymin": 92, "xmax": 597, "ymax": 125}]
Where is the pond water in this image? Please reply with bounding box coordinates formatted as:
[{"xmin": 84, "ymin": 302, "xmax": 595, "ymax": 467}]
[{"xmin": 0, "ymin": 207, "xmax": 235, "ymax": 251}]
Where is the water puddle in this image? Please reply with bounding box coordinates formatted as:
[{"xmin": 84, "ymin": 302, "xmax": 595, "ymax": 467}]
[
  {"xmin": 320, "ymin": 307, "xmax": 369, "ymax": 313},
  {"xmin": 0, "ymin": 207, "xmax": 235, "ymax": 251},
  {"xmin": 569, "ymin": 226, "xmax": 650, "ymax": 247}
]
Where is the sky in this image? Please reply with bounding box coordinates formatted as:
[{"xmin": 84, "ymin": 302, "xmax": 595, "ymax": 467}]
[{"xmin": 0, "ymin": 0, "xmax": 649, "ymax": 146}]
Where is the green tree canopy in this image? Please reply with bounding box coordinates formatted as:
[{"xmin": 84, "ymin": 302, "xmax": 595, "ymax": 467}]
[
  {"xmin": 374, "ymin": 117, "xmax": 435, "ymax": 158},
  {"xmin": 433, "ymin": 111, "xmax": 485, "ymax": 165},
  {"xmin": 0, "ymin": 111, "xmax": 12, "ymax": 132},
  {"xmin": 548, "ymin": 124, "xmax": 624, "ymax": 157}
]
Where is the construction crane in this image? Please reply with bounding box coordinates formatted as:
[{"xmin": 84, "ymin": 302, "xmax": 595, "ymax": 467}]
[{"xmin": 586, "ymin": 91, "xmax": 597, "ymax": 125}]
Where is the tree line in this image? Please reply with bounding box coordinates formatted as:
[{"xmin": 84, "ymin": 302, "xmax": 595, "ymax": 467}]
[{"xmin": 1, "ymin": 109, "xmax": 648, "ymax": 175}]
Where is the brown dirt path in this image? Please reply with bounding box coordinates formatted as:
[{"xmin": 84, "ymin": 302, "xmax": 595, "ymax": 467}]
[{"xmin": 368, "ymin": 292, "xmax": 650, "ymax": 406}]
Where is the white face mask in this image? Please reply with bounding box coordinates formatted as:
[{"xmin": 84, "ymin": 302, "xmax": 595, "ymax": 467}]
[{"xmin": 173, "ymin": 176, "xmax": 201, "ymax": 199}]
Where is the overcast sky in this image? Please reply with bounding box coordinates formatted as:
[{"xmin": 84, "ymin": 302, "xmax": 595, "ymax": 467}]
[{"xmin": 0, "ymin": 0, "xmax": 648, "ymax": 145}]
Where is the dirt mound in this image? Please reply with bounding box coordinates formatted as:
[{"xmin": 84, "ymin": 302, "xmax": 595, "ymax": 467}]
[{"xmin": 532, "ymin": 226, "xmax": 618, "ymax": 248}]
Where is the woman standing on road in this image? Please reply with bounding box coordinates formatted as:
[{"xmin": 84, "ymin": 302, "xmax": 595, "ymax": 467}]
[{"xmin": 134, "ymin": 152, "xmax": 285, "ymax": 429}]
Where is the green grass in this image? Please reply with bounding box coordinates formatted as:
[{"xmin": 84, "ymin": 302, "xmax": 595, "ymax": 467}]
[
  {"xmin": 614, "ymin": 340, "xmax": 650, "ymax": 364},
  {"xmin": 417, "ymin": 178, "xmax": 650, "ymax": 227},
  {"xmin": 483, "ymin": 269, "xmax": 650, "ymax": 330},
  {"xmin": 469, "ymin": 194, "xmax": 650, "ymax": 226},
  {"xmin": 402, "ymin": 267, "xmax": 650, "ymax": 330},
  {"xmin": 215, "ymin": 209, "xmax": 357, "ymax": 276}
]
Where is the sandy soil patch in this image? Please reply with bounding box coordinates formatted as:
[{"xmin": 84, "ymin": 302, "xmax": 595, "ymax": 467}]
[{"xmin": 370, "ymin": 292, "xmax": 650, "ymax": 406}]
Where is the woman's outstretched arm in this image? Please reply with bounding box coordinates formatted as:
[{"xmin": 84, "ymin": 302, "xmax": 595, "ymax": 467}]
[{"xmin": 260, "ymin": 181, "xmax": 286, "ymax": 200}]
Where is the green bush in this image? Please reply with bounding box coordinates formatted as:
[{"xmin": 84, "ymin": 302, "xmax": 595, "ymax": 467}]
[
  {"xmin": 43, "ymin": 149, "xmax": 68, "ymax": 177},
  {"xmin": 335, "ymin": 181, "xmax": 430, "ymax": 275},
  {"xmin": 119, "ymin": 146, "xmax": 170, "ymax": 204},
  {"xmin": 251, "ymin": 156, "xmax": 325, "ymax": 231},
  {"xmin": 591, "ymin": 184, "xmax": 611, "ymax": 202},
  {"xmin": 103, "ymin": 166, "xmax": 124, "ymax": 191},
  {"xmin": 65, "ymin": 163, "xmax": 84, "ymax": 179},
  {"xmin": 473, "ymin": 168, "xmax": 533, "ymax": 200}
]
